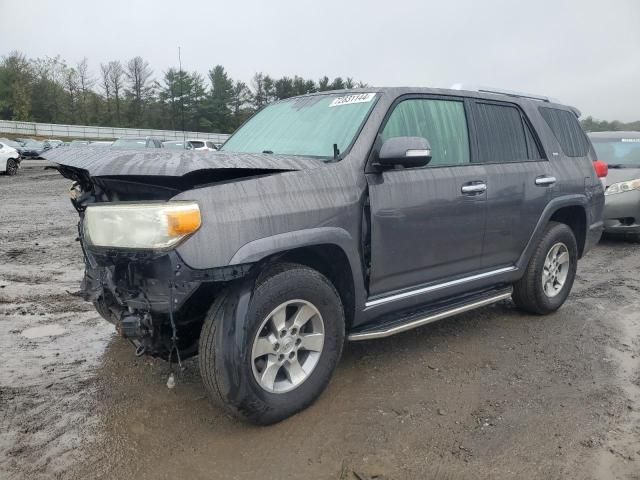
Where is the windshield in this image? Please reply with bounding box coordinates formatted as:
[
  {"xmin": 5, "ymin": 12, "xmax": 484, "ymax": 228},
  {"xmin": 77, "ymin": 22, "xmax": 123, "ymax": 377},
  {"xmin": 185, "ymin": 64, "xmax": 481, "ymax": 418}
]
[
  {"xmin": 222, "ymin": 93, "xmax": 377, "ymax": 159},
  {"xmin": 25, "ymin": 141, "xmax": 44, "ymax": 148},
  {"xmin": 112, "ymin": 138, "xmax": 148, "ymax": 149},
  {"xmin": 593, "ymin": 138, "xmax": 640, "ymax": 167}
]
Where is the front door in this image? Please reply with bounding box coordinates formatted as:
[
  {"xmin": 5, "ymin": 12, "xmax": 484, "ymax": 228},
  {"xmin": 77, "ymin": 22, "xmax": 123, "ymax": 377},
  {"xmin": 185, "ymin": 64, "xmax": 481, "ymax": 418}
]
[{"xmin": 367, "ymin": 97, "xmax": 487, "ymax": 297}]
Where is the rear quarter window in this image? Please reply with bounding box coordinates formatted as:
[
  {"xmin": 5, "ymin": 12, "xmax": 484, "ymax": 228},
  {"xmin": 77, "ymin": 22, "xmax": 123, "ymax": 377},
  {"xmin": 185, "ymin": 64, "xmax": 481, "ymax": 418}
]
[{"xmin": 539, "ymin": 107, "xmax": 590, "ymax": 157}]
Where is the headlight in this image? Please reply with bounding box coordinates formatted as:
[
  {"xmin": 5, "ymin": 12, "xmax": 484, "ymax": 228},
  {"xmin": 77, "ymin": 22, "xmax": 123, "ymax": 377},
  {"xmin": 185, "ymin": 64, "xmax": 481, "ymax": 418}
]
[
  {"xmin": 83, "ymin": 202, "xmax": 201, "ymax": 249},
  {"xmin": 605, "ymin": 178, "xmax": 640, "ymax": 196}
]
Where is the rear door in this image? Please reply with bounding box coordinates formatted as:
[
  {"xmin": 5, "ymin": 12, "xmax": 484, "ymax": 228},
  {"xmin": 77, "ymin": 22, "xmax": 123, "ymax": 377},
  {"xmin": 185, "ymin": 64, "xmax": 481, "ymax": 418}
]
[
  {"xmin": 367, "ymin": 96, "xmax": 488, "ymax": 296},
  {"xmin": 470, "ymin": 100, "xmax": 551, "ymax": 268}
]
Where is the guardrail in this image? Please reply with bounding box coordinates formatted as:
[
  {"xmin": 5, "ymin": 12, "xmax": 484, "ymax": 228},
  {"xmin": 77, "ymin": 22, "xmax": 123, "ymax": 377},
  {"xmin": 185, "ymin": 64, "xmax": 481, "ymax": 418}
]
[{"xmin": 0, "ymin": 120, "xmax": 230, "ymax": 143}]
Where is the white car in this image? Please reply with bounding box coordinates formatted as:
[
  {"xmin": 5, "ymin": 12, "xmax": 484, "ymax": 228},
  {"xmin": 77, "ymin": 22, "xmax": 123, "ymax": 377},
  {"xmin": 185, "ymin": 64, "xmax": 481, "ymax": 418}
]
[
  {"xmin": 0, "ymin": 141, "xmax": 20, "ymax": 176},
  {"xmin": 187, "ymin": 139, "xmax": 217, "ymax": 151}
]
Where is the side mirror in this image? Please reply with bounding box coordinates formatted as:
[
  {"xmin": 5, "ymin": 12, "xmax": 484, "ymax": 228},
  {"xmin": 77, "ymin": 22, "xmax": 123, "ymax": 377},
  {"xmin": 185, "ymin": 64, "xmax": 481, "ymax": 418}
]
[{"xmin": 377, "ymin": 136, "xmax": 432, "ymax": 168}]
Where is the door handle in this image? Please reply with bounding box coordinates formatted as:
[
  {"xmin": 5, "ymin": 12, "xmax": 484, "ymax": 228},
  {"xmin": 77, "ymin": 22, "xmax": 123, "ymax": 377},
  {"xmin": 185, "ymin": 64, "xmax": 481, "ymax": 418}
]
[
  {"xmin": 461, "ymin": 183, "xmax": 487, "ymax": 194},
  {"xmin": 535, "ymin": 175, "xmax": 556, "ymax": 186}
]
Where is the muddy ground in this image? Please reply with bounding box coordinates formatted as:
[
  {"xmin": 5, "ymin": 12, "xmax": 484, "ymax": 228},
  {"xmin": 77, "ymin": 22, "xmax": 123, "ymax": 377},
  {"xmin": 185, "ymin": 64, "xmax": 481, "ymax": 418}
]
[{"xmin": 1, "ymin": 166, "xmax": 639, "ymax": 480}]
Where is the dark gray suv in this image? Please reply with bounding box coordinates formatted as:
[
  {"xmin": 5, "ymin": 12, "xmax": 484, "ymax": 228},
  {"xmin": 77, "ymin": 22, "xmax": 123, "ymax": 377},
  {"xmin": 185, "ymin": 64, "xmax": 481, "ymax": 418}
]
[{"xmin": 48, "ymin": 87, "xmax": 604, "ymax": 424}]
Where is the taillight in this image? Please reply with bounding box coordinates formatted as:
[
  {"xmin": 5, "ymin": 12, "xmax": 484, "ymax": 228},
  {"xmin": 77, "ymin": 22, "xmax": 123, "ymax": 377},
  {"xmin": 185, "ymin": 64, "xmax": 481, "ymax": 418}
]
[{"xmin": 593, "ymin": 160, "xmax": 608, "ymax": 178}]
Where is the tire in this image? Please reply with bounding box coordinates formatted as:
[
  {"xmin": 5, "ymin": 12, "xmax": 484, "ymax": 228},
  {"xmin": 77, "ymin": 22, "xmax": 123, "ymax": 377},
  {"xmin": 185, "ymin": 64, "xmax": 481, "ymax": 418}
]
[
  {"xmin": 199, "ymin": 263, "xmax": 345, "ymax": 425},
  {"xmin": 93, "ymin": 296, "xmax": 115, "ymax": 323},
  {"xmin": 512, "ymin": 221, "xmax": 578, "ymax": 315},
  {"xmin": 5, "ymin": 158, "xmax": 18, "ymax": 176}
]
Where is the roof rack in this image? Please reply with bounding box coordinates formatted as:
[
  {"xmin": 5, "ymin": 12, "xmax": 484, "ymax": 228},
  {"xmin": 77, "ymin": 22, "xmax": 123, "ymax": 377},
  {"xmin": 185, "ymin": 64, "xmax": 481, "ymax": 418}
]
[{"xmin": 450, "ymin": 84, "xmax": 559, "ymax": 103}]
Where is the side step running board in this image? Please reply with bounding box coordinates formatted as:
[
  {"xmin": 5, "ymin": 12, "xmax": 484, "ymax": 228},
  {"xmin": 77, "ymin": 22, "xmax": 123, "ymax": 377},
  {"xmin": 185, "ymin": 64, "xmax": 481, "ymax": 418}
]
[{"xmin": 348, "ymin": 288, "xmax": 512, "ymax": 341}]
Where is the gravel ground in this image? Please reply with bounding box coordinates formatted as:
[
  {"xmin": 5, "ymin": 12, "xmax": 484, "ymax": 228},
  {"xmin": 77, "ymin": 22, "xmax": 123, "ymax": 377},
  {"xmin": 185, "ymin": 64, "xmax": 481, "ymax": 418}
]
[{"xmin": 1, "ymin": 166, "xmax": 639, "ymax": 480}]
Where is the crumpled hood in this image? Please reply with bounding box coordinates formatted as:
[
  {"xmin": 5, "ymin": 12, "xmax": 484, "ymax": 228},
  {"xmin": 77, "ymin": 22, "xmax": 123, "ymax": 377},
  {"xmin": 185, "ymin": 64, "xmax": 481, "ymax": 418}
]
[
  {"xmin": 43, "ymin": 147, "xmax": 325, "ymax": 177},
  {"xmin": 605, "ymin": 167, "xmax": 640, "ymax": 187}
]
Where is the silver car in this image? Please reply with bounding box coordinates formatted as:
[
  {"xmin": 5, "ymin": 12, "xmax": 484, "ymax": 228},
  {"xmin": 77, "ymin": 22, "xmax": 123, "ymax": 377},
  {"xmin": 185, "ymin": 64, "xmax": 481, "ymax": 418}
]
[{"xmin": 590, "ymin": 131, "xmax": 640, "ymax": 242}]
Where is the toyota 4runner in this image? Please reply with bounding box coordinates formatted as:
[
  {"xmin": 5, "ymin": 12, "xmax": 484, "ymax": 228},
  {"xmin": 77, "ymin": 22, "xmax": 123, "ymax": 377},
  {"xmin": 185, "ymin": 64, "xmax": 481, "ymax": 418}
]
[{"xmin": 48, "ymin": 87, "xmax": 605, "ymax": 424}]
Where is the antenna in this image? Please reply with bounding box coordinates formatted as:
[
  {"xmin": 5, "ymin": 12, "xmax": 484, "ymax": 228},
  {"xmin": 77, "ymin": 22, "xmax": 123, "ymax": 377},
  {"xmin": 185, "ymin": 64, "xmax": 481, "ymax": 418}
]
[{"xmin": 178, "ymin": 46, "xmax": 186, "ymax": 143}]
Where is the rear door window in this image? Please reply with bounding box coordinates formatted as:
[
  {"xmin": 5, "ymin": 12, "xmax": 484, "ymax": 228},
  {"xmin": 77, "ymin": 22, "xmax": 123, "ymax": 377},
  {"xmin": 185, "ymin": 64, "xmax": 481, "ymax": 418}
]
[
  {"xmin": 381, "ymin": 99, "xmax": 470, "ymax": 167},
  {"xmin": 474, "ymin": 102, "xmax": 539, "ymax": 163},
  {"xmin": 539, "ymin": 107, "xmax": 589, "ymax": 157}
]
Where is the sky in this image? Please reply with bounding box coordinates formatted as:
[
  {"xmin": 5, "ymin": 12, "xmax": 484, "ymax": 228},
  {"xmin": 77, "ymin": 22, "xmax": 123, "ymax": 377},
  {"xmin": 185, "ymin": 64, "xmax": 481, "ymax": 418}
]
[{"xmin": 1, "ymin": 0, "xmax": 639, "ymax": 121}]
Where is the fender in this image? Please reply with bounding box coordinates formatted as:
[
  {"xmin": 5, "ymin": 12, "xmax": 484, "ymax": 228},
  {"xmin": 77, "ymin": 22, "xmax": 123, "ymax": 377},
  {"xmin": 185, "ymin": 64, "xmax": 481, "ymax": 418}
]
[
  {"xmin": 516, "ymin": 194, "xmax": 588, "ymax": 270},
  {"xmin": 229, "ymin": 226, "xmax": 367, "ymax": 312}
]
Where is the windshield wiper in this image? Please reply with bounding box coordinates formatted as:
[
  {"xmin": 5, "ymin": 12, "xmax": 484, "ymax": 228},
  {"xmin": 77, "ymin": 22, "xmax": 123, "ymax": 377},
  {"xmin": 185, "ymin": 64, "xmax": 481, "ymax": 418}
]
[{"xmin": 262, "ymin": 150, "xmax": 273, "ymax": 154}]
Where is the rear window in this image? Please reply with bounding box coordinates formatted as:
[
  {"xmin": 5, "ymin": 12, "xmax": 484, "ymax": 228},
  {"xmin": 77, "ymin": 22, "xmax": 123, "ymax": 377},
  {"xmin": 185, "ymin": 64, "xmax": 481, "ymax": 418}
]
[
  {"xmin": 475, "ymin": 103, "xmax": 541, "ymax": 163},
  {"xmin": 189, "ymin": 141, "xmax": 205, "ymax": 148},
  {"xmin": 539, "ymin": 107, "xmax": 590, "ymax": 157}
]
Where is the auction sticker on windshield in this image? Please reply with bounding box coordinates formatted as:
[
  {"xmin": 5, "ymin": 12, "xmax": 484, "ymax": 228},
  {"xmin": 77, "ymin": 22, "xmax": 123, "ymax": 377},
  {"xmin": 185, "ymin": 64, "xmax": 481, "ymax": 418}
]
[{"xmin": 329, "ymin": 93, "xmax": 376, "ymax": 107}]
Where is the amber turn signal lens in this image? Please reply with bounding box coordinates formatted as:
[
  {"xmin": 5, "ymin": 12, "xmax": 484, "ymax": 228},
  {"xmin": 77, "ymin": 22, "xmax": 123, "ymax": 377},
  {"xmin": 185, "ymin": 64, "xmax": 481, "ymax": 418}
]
[{"xmin": 167, "ymin": 207, "xmax": 201, "ymax": 236}]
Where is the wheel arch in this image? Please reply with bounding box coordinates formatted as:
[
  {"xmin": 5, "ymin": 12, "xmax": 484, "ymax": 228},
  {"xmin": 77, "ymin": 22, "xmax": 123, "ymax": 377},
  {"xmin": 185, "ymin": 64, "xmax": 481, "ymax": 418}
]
[
  {"xmin": 230, "ymin": 227, "xmax": 365, "ymax": 329},
  {"xmin": 549, "ymin": 205, "xmax": 587, "ymax": 258},
  {"xmin": 517, "ymin": 195, "xmax": 589, "ymax": 270}
]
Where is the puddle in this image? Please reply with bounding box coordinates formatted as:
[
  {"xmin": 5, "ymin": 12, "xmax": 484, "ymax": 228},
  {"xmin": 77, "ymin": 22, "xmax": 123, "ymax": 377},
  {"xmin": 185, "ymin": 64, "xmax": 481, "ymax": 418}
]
[
  {"xmin": 594, "ymin": 305, "xmax": 640, "ymax": 479},
  {"xmin": 21, "ymin": 324, "xmax": 66, "ymax": 339}
]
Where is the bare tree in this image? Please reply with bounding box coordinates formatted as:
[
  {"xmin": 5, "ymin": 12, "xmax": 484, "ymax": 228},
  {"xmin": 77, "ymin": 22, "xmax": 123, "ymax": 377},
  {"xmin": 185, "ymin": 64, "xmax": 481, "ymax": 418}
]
[
  {"xmin": 63, "ymin": 67, "xmax": 80, "ymax": 123},
  {"xmin": 76, "ymin": 58, "xmax": 94, "ymax": 123},
  {"xmin": 125, "ymin": 56, "xmax": 153, "ymax": 125},
  {"xmin": 107, "ymin": 60, "xmax": 125, "ymax": 125},
  {"xmin": 100, "ymin": 62, "xmax": 112, "ymax": 122}
]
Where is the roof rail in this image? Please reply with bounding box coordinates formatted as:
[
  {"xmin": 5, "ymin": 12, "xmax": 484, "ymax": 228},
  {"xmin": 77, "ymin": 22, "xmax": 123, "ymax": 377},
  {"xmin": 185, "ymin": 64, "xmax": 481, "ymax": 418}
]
[{"xmin": 450, "ymin": 84, "xmax": 560, "ymax": 103}]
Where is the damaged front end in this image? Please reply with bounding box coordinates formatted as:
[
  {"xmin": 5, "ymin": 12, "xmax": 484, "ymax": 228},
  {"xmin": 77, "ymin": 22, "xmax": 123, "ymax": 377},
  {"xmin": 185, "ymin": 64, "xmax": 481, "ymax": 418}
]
[
  {"xmin": 71, "ymin": 187, "xmax": 252, "ymax": 358},
  {"xmin": 52, "ymin": 150, "xmax": 299, "ymax": 359},
  {"xmin": 81, "ymin": 244, "xmax": 250, "ymax": 358},
  {"xmin": 48, "ymin": 148, "xmax": 318, "ymax": 359}
]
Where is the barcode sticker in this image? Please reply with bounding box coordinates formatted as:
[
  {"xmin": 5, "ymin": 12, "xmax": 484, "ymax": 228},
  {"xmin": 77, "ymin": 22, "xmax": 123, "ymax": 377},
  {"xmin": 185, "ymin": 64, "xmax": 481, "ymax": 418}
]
[{"xmin": 329, "ymin": 93, "xmax": 376, "ymax": 107}]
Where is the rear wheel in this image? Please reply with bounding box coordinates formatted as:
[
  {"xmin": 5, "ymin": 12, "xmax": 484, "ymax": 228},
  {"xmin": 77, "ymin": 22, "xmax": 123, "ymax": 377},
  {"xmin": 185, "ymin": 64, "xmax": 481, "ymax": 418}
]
[
  {"xmin": 199, "ymin": 263, "xmax": 345, "ymax": 424},
  {"xmin": 513, "ymin": 222, "xmax": 578, "ymax": 315},
  {"xmin": 5, "ymin": 158, "xmax": 18, "ymax": 176}
]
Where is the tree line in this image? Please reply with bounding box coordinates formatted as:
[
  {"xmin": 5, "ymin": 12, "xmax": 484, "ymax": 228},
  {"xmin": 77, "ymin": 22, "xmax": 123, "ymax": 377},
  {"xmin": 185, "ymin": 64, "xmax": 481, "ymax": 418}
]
[
  {"xmin": 0, "ymin": 51, "xmax": 368, "ymax": 134},
  {"xmin": 2, "ymin": 51, "xmax": 637, "ymax": 135},
  {"xmin": 580, "ymin": 116, "xmax": 640, "ymax": 133}
]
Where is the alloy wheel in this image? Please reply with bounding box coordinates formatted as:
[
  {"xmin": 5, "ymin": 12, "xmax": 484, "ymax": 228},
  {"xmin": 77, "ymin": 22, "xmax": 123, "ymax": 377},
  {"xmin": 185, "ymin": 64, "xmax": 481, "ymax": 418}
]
[{"xmin": 251, "ymin": 299, "xmax": 325, "ymax": 393}]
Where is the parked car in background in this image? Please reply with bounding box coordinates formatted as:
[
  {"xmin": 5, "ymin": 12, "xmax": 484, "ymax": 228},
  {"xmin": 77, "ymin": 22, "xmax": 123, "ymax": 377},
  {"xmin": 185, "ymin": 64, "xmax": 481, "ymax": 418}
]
[
  {"xmin": 111, "ymin": 137, "xmax": 163, "ymax": 149},
  {"xmin": 0, "ymin": 138, "xmax": 25, "ymax": 157},
  {"xmin": 90, "ymin": 141, "xmax": 113, "ymax": 147},
  {"xmin": 69, "ymin": 140, "xmax": 92, "ymax": 147},
  {"xmin": 186, "ymin": 138, "xmax": 216, "ymax": 151},
  {"xmin": 45, "ymin": 139, "xmax": 64, "ymax": 148},
  {"xmin": 162, "ymin": 140, "xmax": 194, "ymax": 150},
  {"xmin": 0, "ymin": 141, "xmax": 21, "ymax": 175},
  {"xmin": 589, "ymin": 131, "xmax": 640, "ymax": 242},
  {"xmin": 20, "ymin": 140, "xmax": 50, "ymax": 159},
  {"xmin": 49, "ymin": 87, "xmax": 605, "ymax": 425}
]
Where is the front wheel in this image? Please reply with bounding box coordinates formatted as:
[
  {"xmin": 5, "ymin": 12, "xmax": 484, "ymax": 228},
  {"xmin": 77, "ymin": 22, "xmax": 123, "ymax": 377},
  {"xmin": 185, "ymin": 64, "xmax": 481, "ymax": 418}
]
[
  {"xmin": 513, "ymin": 221, "xmax": 578, "ymax": 315},
  {"xmin": 5, "ymin": 158, "xmax": 18, "ymax": 176},
  {"xmin": 199, "ymin": 263, "xmax": 345, "ymax": 424}
]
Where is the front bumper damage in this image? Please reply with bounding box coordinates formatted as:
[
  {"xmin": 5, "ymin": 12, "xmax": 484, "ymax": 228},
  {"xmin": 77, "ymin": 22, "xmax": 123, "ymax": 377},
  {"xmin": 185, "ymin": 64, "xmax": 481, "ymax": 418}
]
[{"xmin": 80, "ymin": 232, "xmax": 252, "ymax": 358}]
